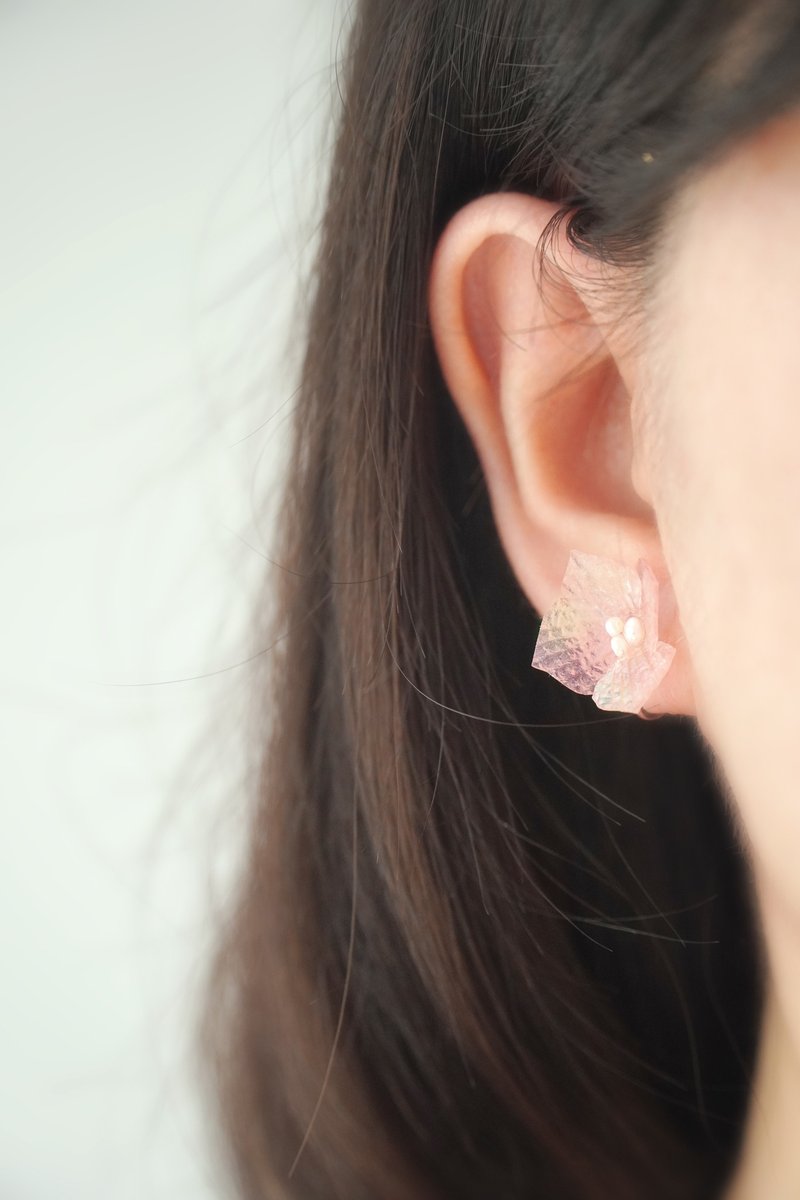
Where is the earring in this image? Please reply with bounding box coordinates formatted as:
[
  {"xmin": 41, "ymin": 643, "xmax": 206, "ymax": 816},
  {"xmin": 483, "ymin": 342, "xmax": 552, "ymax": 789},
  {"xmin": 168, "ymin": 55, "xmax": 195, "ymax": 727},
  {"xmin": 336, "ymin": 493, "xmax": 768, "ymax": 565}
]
[{"xmin": 530, "ymin": 550, "xmax": 676, "ymax": 715}]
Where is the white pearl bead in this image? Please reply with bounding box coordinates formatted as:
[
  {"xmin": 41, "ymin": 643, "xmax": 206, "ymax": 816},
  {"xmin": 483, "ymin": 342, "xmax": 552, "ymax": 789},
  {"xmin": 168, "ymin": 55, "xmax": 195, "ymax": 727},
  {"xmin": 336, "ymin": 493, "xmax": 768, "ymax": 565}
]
[
  {"xmin": 610, "ymin": 634, "xmax": 628, "ymax": 659},
  {"xmin": 624, "ymin": 616, "xmax": 644, "ymax": 647},
  {"xmin": 605, "ymin": 616, "xmax": 624, "ymax": 637}
]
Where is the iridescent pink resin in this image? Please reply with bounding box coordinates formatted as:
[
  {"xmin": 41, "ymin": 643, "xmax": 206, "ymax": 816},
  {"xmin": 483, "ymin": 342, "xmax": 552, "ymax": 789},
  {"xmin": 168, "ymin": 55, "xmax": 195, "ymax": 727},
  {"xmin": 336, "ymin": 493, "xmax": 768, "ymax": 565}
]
[{"xmin": 530, "ymin": 551, "xmax": 676, "ymax": 714}]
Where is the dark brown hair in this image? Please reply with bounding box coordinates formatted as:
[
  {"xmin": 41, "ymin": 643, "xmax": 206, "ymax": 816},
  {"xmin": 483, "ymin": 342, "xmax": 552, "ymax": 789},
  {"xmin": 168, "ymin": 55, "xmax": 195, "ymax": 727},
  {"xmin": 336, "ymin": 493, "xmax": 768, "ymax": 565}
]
[{"xmin": 197, "ymin": 3, "xmax": 800, "ymax": 1197}]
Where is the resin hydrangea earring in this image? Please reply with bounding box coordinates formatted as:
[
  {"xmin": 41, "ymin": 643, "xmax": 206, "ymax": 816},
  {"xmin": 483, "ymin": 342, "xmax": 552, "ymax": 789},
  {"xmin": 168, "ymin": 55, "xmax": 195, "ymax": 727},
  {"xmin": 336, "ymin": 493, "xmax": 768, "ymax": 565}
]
[{"xmin": 530, "ymin": 550, "xmax": 676, "ymax": 715}]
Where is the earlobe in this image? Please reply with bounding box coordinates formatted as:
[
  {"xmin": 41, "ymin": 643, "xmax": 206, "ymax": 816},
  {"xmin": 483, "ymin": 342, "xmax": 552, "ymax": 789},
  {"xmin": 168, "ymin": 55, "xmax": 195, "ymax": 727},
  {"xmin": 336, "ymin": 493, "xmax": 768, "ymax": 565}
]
[{"xmin": 428, "ymin": 191, "xmax": 696, "ymax": 716}]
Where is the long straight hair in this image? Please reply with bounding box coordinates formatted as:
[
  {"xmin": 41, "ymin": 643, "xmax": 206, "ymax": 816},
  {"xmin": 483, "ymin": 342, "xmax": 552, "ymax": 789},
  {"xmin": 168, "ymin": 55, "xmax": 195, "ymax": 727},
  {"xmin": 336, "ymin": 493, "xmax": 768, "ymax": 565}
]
[{"xmin": 198, "ymin": 4, "xmax": 800, "ymax": 1197}]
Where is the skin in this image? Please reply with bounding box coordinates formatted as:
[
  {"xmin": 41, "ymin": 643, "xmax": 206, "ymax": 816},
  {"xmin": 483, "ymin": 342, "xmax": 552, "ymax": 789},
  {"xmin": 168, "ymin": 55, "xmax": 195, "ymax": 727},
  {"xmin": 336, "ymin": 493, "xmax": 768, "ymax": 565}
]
[{"xmin": 428, "ymin": 105, "xmax": 800, "ymax": 1198}]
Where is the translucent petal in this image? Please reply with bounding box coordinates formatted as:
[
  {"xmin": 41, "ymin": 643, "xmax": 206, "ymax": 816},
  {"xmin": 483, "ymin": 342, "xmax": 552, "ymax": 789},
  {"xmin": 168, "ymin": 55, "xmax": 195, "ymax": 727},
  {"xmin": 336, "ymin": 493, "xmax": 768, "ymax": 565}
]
[
  {"xmin": 531, "ymin": 595, "xmax": 614, "ymax": 693},
  {"xmin": 636, "ymin": 558, "xmax": 661, "ymax": 654},
  {"xmin": 559, "ymin": 550, "xmax": 643, "ymax": 622},
  {"xmin": 531, "ymin": 551, "xmax": 643, "ymax": 694},
  {"xmin": 592, "ymin": 642, "xmax": 676, "ymax": 713}
]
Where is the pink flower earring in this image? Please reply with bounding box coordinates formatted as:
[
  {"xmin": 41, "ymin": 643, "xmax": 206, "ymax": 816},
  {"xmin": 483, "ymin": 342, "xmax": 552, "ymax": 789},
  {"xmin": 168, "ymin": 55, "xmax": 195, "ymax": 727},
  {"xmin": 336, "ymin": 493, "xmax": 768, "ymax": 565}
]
[{"xmin": 530, "ymin": 550, "xmax": 676, "ymax": 715}]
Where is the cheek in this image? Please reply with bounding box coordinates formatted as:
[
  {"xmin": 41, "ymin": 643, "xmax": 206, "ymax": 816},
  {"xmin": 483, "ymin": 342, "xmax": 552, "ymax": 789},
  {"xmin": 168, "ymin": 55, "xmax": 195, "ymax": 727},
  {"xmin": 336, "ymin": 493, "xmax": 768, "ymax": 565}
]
[{"xmin": 648, "ymin": 166, "xmax": 800, "ymax": 917}]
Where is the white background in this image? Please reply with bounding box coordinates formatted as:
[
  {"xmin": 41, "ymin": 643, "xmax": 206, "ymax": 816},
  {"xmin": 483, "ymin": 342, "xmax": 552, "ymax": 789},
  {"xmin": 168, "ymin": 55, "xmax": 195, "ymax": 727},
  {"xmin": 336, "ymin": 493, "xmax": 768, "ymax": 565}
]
[{"xmin": 0, "ymin": 3, "xmax": 339, "ymax": 1196}]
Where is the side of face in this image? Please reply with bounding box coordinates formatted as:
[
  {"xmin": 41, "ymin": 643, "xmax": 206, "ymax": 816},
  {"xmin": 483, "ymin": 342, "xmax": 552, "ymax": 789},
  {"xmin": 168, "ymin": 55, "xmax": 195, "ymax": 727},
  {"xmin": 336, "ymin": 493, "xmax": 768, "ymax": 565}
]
[{"xmin": 642, "ymin": 108, "xmax": 800, "ymax": 939}]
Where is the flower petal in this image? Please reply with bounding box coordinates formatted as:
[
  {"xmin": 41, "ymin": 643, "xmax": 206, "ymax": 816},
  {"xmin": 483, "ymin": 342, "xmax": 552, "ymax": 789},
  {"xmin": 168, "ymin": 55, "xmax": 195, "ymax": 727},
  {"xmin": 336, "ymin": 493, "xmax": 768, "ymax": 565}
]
[
  {"xmin": 531, "ymin": 550, "xmax": 641, "ymax": 693},
  {"xmin": 636, "ymin": 559, "xmax": 661, "ymax": 654},
  {"xmin": 531, "ymin": 595, "xmax": 612, "ymax": 693},
  {"xmin": 562, "ymin": 550, "xmax": 643, "ymax": 619},
  {"xmin": 592, "ymin": 641, "xmax": 676, "ymax": 713}
]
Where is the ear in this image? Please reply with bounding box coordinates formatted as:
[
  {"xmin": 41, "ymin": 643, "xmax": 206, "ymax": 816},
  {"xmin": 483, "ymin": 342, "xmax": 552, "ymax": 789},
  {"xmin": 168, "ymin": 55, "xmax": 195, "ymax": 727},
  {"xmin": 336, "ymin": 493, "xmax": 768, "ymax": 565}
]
[{"xmin": 428, "ymin": 192, "xmax": 694, "ymax": 716}]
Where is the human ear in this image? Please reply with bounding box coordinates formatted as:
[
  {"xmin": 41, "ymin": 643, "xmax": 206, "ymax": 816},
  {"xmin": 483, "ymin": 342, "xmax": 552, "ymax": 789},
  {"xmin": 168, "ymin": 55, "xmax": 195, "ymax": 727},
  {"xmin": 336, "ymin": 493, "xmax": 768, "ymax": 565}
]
[{"xmin": 427, "ymin": 192, "xmax": 694, "ymax": 716}]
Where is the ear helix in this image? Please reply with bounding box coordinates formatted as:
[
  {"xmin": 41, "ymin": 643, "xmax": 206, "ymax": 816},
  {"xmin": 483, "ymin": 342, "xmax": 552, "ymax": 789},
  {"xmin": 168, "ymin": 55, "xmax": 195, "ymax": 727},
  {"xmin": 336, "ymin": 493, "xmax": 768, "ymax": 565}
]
[{"xmin": 530, "ymin": 550, "xmax": 676, "ymax": 717}]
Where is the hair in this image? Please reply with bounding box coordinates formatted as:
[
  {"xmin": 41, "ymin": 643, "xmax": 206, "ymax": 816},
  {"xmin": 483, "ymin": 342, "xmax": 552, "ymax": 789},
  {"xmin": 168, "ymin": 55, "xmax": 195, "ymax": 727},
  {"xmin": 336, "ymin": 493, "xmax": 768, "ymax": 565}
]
[{"xmin": 197, "ymin": 3, "xmax": 800, "ymax": 1198}]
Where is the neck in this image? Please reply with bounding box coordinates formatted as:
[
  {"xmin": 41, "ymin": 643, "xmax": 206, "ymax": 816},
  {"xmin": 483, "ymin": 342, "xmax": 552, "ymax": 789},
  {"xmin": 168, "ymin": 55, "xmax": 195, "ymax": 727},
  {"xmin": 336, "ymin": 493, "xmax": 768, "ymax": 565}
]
[{"xmin": 725, "ymin": 884, "xmax": 800, "ymax": 1199}]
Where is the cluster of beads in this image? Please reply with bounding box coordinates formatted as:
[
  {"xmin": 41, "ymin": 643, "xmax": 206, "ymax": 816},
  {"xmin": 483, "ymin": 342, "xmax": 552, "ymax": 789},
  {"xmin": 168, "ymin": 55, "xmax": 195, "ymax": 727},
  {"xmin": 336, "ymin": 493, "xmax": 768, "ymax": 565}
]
[{"xmin": 604, "ymin": 614, "xmax": 645, "ymax": 660}]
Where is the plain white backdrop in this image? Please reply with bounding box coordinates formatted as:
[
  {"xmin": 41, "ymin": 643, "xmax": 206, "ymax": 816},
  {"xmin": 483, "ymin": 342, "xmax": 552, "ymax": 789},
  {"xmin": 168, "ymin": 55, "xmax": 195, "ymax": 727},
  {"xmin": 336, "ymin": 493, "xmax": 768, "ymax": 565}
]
[{"xmin": 0, "ymin": 2, "xmax": 341, "ymax": 1196}]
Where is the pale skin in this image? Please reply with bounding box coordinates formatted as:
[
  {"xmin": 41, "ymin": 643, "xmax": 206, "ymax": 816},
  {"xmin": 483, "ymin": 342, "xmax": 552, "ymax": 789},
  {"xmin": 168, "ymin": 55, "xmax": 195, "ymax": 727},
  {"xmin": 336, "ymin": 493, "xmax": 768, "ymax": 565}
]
[{"xmin": 428, "ymin": 106, "xmax": 800, "ymax": 1198}]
